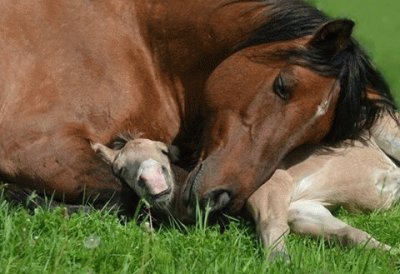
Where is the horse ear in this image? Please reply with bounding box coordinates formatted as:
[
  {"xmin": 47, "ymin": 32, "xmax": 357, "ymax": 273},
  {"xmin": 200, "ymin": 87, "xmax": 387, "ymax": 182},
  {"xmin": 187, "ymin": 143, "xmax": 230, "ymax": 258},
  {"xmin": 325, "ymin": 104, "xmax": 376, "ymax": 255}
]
[
  {"xmin": 366, "ymin": 87, "xmax": 395, "ymax": 108},
  {"xmin": 366, "ymin": 87, "xmax": 384, "ymax": 102},
  {"xmin": 308, "ymin": 19, "xmax": 355, "ymax": 56},
  {"xmin": 90, "ymin": 141, "xmax": 119, "ymax": 165}
]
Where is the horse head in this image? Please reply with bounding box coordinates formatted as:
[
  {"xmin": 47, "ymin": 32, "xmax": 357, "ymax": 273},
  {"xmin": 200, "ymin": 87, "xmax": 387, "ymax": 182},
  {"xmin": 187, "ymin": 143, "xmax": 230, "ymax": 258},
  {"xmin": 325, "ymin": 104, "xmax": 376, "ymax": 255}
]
[
  {"xmin": 91, "ymin": 136, "xmax": 180, "ymax": 209},
  {"xmin": 181, "ymin": 18, "xmax": 395, "ymax": 217}
]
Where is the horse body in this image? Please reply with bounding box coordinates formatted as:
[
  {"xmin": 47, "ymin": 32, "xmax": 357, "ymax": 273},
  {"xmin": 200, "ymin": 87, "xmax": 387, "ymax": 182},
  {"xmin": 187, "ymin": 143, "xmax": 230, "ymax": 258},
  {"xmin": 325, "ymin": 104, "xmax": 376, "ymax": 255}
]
[
  {"xmin": 0, "ymin": 0, "xmax": 187, "ymax": 206},
  {"xmin": 0, "ymin": 0, "xmax": 395, "ymax": 216},
  {"xmin": 247, "ymin": 113, "xmax": 400, "ymax": 260}
]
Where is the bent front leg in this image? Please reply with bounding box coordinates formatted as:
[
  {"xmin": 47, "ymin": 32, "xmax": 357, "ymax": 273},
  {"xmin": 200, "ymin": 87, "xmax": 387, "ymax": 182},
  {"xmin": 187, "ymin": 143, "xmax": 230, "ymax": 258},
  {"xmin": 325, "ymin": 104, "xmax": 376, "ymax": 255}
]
[
  {"xmin": 246, "ymin": 170, "xmax": 294, "ymax": 261},
  {"xmin": 371, "ymin": 111, "xmax": 400, "ymax": 160},
  {"xmin": 288, "ymin": 200, "xmax": 391, "ymax": 250}
]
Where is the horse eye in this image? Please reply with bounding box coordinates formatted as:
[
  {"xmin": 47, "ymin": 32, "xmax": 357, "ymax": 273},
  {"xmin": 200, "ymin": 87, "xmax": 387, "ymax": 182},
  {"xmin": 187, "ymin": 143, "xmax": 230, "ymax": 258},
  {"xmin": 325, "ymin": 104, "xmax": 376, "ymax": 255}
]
[{"xmin": 273, "ymin": 75, "xmax": 291, "ymax": 101}]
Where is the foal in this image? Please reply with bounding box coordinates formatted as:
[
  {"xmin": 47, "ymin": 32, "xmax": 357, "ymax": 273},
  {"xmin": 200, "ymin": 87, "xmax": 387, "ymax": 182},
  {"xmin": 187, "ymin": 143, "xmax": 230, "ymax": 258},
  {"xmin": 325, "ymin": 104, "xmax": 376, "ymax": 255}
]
[
  {"xmin": 91, "ymin": 113, "xmax": 399, "ymax": 259},
  {"xmin": 246, "ymin": 112, "xmax": 400, "ymax": 260},
  {"xmin": 91, "ymin": 135, "xmax": 180, "ymax": 209}
]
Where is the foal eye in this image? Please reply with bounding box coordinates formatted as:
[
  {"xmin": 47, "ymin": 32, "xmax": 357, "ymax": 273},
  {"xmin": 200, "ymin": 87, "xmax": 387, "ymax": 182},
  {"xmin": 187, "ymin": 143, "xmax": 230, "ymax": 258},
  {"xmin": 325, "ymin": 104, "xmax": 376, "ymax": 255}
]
[
  {"xmin": 161, "ymin": 149, "xmax": 169, "ymax": 156},
  {"xmin": 273, "ymin": 75, "xmax": 291, "ymax": 101}
]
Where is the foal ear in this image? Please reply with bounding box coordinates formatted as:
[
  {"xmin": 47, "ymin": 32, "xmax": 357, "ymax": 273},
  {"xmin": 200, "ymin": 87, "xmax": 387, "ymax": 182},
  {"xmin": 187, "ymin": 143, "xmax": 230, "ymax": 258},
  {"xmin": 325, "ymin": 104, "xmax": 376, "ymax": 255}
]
[
  {"xmin": 156, "ymin": 141, "xmax": 181, "ymax": 163},
  {"xmin": 167, "ymin": 145, "xmax": 181, "ymax": 163},
  {"xmin": 90, "ymin": 141, "xmax": 119, "ymax": 165},
  {"xmin": 308, "ymin": 19, "xmax": 355, "ymax": 56}
]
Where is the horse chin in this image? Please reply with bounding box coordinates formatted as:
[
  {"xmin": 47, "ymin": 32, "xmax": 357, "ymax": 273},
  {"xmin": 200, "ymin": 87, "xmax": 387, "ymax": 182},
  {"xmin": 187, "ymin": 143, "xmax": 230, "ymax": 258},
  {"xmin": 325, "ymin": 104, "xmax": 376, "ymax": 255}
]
[
  {"xmin": 181, "ymin": 161, "xmax": 238, "ymax": 217},
  {"xmin": 150, "ymin": 174, "xmax": 175, "ymax": 211},
  {"xmin": 151, "ymin": 196, "xmax": 171, "ymax": 211},
  {"xmin": 182, "ymin": 162, "xmax": 204, "ymax": 212}
]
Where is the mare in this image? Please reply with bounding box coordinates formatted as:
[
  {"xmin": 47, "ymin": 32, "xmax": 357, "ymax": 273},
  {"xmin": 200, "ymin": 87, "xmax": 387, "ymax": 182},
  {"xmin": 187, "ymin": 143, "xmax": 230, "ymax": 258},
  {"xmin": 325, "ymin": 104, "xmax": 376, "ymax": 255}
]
[
  {"xmin": 247, "ymin": 112, "xmax": 400, "ymax": 260},
  {"xmin": 0, "ymin": 0, "xmax": 396, "ymax": 217}
]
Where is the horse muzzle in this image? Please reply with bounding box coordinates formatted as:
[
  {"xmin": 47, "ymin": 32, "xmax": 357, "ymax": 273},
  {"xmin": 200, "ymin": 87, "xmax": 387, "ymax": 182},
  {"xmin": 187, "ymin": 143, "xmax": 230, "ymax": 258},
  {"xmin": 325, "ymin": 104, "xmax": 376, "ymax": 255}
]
[{"xmin": 182, "ymin": 161, "xmax": 232, "ymax": 217}]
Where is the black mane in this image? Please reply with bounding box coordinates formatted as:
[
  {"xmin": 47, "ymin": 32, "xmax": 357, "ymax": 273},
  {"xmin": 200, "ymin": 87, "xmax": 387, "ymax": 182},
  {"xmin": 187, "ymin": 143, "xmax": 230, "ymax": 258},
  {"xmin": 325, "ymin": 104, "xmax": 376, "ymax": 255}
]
[{"xmin": 240, "ymin": 0, "xmax": 397, "ymax": 142}]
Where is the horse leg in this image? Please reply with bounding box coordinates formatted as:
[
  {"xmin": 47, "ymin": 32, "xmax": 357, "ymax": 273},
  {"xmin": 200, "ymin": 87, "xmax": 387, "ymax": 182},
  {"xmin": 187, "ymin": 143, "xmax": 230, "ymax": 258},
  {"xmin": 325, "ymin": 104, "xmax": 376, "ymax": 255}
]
[
  {"xmin": 288, "ymin": 200, "xmax": 391, "ymax": 250},
  {"xmin": 346, "ymin": 169, "xmax": 400, "ymax": 212},
  {"xmin": 2, "ymin": 133, "xmax": 137, "ymax": 215},
  {"xmin": 380, "ymin": 169, "xmax": 400, "ymax": 204},
  {"xmin": 371, "ymin": 112, "xmax": 400, "ymax": 160},
  {"xmin": 1, "ymin": 183, "xmax": 116, "ymax": 214},
  {"xmin": 246, "ymin": 170, "xmax": 294, "ymax": 261}
]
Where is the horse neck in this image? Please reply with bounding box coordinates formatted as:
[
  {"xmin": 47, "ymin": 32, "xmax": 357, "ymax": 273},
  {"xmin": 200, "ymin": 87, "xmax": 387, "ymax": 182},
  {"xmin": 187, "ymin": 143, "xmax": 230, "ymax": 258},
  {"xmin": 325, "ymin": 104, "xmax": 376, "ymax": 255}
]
[
  {"xmin": 131, "ymin": 0, "xmax": 271, "ymax": 146},
  {"xmin": 134, "ymin": 0, "xmax": 270, "ymax": 74}
]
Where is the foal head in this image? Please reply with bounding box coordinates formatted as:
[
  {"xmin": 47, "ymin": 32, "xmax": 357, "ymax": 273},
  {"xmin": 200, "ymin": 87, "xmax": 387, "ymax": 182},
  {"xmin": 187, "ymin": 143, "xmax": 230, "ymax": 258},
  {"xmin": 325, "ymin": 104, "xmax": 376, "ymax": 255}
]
[
  {"xmin": 181, "ymin": 17, "xmax": 395, "ymax": 216},
  {"xmin": 91, "ymin": 136, "xmax": 180, "ymax": 209}
]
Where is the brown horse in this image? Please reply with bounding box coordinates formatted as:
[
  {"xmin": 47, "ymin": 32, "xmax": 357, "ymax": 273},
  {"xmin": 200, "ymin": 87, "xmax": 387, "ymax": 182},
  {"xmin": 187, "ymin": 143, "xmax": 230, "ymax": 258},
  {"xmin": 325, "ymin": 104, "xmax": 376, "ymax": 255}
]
[{"xmin": 0, "ymin": 1, "xmax": 395, "ymax": 216}]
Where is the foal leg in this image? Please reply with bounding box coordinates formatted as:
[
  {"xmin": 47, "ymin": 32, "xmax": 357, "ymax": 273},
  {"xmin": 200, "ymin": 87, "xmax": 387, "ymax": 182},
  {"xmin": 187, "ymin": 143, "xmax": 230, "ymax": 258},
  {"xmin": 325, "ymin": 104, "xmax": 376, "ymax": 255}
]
[
  {"xmin": 380, "ymin": 169, "xmax": 400, "ymax": 204},
  {"xmin": 371, "ymin": 111, "xmax": 400, "ymax": 160},
  {"xmin": 288, "ymin": 200, "xmax": 391, "ymax": 250},
  {"xmin": 246, "ymin": 170, "xmax": 294, "ymax": 261}
]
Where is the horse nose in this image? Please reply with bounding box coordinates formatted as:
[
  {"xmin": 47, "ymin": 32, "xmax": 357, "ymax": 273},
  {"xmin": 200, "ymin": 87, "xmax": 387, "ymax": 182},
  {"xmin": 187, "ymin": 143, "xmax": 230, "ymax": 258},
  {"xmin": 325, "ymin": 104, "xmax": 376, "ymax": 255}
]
[
  {"xmin": 138, "ymin": 160, "xmax": 169, "ymax": 196},
  {"xmin": 138, "ymin": 173, "xmax": 169, "ymax": 196},
  {"xmin": 202, "ymin": 189, "xmax": 231, "ymax": 213}
]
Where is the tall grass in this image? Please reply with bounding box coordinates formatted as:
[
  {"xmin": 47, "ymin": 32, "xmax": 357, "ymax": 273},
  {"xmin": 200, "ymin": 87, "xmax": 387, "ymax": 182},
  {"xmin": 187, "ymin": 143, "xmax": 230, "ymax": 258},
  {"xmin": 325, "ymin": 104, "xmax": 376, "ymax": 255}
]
[{"xmin": 0, "ymin": 198, "xmax": 399, "ymax": 274}]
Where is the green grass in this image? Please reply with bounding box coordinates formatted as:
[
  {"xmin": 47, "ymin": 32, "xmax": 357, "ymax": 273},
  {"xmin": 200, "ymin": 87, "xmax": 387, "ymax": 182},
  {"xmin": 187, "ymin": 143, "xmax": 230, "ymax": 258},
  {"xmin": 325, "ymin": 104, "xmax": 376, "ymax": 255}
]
[
  {"xmin": 0, "ymin": 198, "xmax": 399, "ymax": 274},
  {"xmin": 1, "ymin": 1, "xmax": 400, "ymax": 273}
]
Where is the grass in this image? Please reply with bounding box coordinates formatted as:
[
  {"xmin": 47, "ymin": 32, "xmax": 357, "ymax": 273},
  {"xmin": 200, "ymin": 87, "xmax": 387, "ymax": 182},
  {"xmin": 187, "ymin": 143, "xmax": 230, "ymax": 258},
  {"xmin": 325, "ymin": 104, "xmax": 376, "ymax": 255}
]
[
  {"xmin": 1, "ymin": 1, "xmax": 400, "ymax": 273},
  {"xmin": 0, "ymin": 198, "xmax": 399, "ymax": 274}
]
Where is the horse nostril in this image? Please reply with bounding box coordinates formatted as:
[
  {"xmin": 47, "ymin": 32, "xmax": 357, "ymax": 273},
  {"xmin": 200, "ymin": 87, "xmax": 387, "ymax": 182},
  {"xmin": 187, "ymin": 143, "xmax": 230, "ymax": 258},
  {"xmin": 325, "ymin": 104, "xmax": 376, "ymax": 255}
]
[
  {"xmin": 203, "ymin": 189, "xmax": 231, "ymax": 213},
  {"xmin": 138, "ymin": 177, "xmax": 146, "ymax": 188}
]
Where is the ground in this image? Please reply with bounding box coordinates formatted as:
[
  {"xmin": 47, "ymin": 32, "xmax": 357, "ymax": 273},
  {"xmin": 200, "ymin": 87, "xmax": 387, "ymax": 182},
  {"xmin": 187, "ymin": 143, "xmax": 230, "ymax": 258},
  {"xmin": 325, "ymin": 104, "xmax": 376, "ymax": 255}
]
[
  {"xmin": 1, "ymin": 1, "xmax": 400, "ymax": 273},
  {"xmin": 1, "ymin": 201, "xmax": 399, "ymax": 273}
]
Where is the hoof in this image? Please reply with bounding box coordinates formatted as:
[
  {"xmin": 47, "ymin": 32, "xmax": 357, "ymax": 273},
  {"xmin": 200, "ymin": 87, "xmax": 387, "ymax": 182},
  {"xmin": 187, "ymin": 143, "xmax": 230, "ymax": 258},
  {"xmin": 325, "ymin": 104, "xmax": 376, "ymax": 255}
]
[
  {"xmin": 389, "ymin": 247, "xmax": 400, "ymax": 256},
  {"xmin": 267, "ymin": 250, "xmax": 291, "ymax": 263}
]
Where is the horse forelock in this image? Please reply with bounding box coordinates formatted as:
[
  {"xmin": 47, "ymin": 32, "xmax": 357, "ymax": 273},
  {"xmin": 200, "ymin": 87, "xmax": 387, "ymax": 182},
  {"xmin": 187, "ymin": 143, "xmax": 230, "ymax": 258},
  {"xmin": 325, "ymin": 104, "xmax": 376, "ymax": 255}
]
[{"xmin": 239, "ymin": 0, "xmax": 397, "ymax": 143}]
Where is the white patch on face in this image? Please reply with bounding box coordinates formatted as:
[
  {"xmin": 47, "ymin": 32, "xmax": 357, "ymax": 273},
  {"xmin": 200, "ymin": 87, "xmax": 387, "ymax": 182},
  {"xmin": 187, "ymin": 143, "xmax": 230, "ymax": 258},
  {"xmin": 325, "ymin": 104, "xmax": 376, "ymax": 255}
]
[
  {"xmin": 137, "ymin": 158, "xmax": 169, "ymax": 196},
  {"xmin": 315, "ymin": 99, "xmax": 330, "ymax": 117},
  {"xmin": 139, "ymin": 159, "xmax": 160, "ymax": 171}
]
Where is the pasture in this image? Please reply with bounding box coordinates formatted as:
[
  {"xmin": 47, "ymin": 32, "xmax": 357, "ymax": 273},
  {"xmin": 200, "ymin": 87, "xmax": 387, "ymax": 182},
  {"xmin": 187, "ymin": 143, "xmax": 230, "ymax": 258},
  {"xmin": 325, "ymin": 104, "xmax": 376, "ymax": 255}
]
[{"xmin": 1, "ymin": 1, "xmax": 400, "ymax": 273}]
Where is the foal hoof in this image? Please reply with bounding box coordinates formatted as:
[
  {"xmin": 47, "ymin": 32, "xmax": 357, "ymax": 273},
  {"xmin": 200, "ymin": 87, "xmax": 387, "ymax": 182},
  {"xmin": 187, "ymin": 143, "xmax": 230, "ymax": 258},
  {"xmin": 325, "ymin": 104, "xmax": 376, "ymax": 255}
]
[
  {"xmin": 267, "ymin": 250, "xmax": 291, "ymax": 263},
  {"xmin": 389, "ymin": 247, "xmax": 400, "ymax": 256}
]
